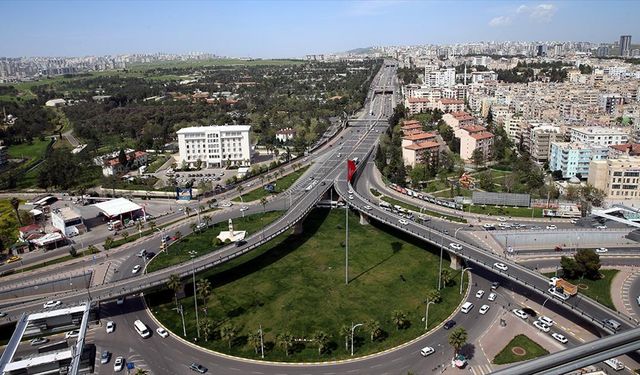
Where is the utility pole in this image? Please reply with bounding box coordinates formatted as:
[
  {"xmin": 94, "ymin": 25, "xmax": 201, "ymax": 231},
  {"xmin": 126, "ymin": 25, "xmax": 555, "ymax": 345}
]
[
  {"xmin": 345, "ymin": 199, "xmax": 349, "ymax": 285},
  {"xmin": 259, "ymin": 324, "xmax": 265, "ymax": 359}
]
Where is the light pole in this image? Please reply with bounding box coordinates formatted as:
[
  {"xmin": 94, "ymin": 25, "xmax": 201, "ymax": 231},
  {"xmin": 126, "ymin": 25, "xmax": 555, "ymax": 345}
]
[
  {"xmin": 189, "ymin": 250, "xmax": 200, "ymax": 338},
  {"xmin": 345, "ymin": 199, "xmax": 350, "ymax": 285},
  {"xmin": 174, "ymin": 304, "xmax": 187, "ymax": 337},
  {"xmin": 351, "ymin": 322, "xmax": 363, "ymax": 356},
  {"xmin": 454, "ymin": 227, "xmax": 463, "ymax": 239},
  {"xmin": 460, "ymin": 267, "xmax": 472, "ymax": 295},
  {"xmin": 425, "ymin": 300, "xmax": 435, "ymax": 330},
  {"xmin": 259, "ymin": 324, "xmax": 265, "ymax": 359},
  {"xmin": 540, "ymin": 297, "xmax": 550, "ymax": 317},
  {"xmin": 437, "ymin": 236, "xmax": 444, "ymax": 290}
]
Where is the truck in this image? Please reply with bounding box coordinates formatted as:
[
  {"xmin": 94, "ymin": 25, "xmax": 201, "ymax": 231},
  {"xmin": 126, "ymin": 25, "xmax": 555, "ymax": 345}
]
[
  {"xmin": 604, "ymin": 358, "xmax": 625, "ymax": 371},
  {"xmin": 549, "ymin": 277, "xmax": 578, "ymax": 296}
]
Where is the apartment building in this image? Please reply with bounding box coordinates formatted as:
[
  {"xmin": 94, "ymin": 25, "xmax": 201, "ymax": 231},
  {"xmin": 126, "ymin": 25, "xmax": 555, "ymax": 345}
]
[
  {"xmin": 455, "ymin": 125, "xmax": 494, "ymax": 161},
  {"xmin": 569, "ymin": 127, "xmax": 629, "ymax": 146},
  {"xmin": 442, "ymin": 111, "xmax": 476, "ymax": 131},
  {"xmin": 424, "ymin": 68, "xmax": 455, "ymax": 88},
  {"xmin": 549, "ymin": 142, "xmax": 609, "ymax": 179},
  {"xmin": 588, "ymin": 156, "xmax": 640, "ymax": 200},
  {"xmin": 609, "ymin": 143, "xmax": 640, "ymax": 158},
  {"xmin": 530, "ymin": 125, "xmax": 562, "ymax": 163},
  {"xmin": 401, "ymin": 131, "xmax": 442, "ymax": 167},
  {"xmin": 177, "ymin": 125, "xmax": 251, "ymax": 168},
  {"xmin": 401, "ymin": 120, "xmax": 423, "ymax": 135}
]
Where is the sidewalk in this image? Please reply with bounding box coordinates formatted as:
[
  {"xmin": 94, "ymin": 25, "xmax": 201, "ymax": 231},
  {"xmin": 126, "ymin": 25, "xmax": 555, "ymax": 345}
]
[{"xmin": 610, "ymin": 266, "xmax": 640, "ymax": 323}]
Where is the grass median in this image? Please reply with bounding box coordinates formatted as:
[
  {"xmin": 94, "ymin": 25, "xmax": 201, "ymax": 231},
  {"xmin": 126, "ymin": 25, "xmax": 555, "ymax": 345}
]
[
  {"xmin": 493, "ymin": 334, "xmax": 549, "ymax": 364},
  {"xmin": 234, "ymin": 165, "xmax": 310, "ymax": 203},
  {"xmin": 464, "ymin": 204, "xmax": 544, "ymax": 218},
  {"xmin": 146, "ymin": 210, "xmax": 284, "ymax": 273},
  {"xmin": 147, "ymin": 208, "xmax": 466, "ymax": 362}
]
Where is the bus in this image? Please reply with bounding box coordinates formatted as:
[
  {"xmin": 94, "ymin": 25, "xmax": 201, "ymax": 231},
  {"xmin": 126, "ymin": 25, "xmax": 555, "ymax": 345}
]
[{"xmin": 134, "ymin": 320, "xmax": 151, "ymax": 338}]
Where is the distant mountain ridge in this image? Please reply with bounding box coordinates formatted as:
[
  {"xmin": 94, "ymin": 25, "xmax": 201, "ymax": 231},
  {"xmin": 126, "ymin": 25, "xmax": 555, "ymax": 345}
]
[{"xmin": 344, "ymin": 47, "xmax": 375, "ymax": 55}]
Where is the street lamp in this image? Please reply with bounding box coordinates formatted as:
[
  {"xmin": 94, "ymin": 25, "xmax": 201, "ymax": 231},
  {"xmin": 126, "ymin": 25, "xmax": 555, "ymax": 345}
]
[
  {"xmin": 460, "ymin": 267, "xmax": 472, "ymax": 295},
  {"xmin": 454, "ymin": 227, "xmax": 463, "ymax": 239},
  {"xmin": 425, "ymin": 300, "xmax": 435, "ymax": 330},
  {"xmin": 351, "ymin": 322, "xmax": 363, "ymax": 356},
  {"xmin": 189, "ymin": 250, "xmax": 200, "ymax": 338},
  {"xmin": 259, "ymin": 324, "xmax": 265, "ymax": 359},
  {"xmin": 437, "ymin": 236, "xmax": 444, "ymax": 290},
  {"xmin": 174, "ymin": 304, "xmax": 187, "ymax": 337}
]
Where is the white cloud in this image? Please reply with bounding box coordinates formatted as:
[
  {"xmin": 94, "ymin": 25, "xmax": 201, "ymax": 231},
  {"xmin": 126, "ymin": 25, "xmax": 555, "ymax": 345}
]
[
  {"xmin": 489, "ymin": 15, "xmax": 512, "ymax": 27},
  {"xmin": 529, "ymin": 4, "xmax": 557, "ymax": 22},
  {"xmin": 516, "ymin": 5, "xmax": 529, "ymax": 14}
]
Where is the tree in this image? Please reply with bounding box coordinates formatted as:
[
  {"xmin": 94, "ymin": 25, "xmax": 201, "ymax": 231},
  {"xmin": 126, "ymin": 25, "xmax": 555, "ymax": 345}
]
[
  {"xmin": 200, "ymin": 319, "xmax": 213, "ymax": 342},
  {"xmin": 574, "ymin": 248, "xmax": 601, "ymax": 280},
  {"xmin": 313, "ymin": 330, "xmax": 330, "ymax": 355},
  {"xmin": 364, "ymin": 319, "xmax": 381, "ymax": 342},
  {"xmin": 10, "ymin": 197, "xmax": 22, "ymax": 225},
  {"xmin": 118, "ymin": 148, "xmax": 128, "ymax": 168},
  {"xmin": 566, "ymin": 185, "xmax": 580, "ymax": 202},
  {"xmin": 247, "ymin": 330, "xmax": 261, "ymax": 354},
  {"xmin": 148, "ymin": 221, "xmax": 157, "ymax": 232},
  {"xmin": 471, "ymin": 148, "xmax": 485, "ymax": 169},
  {"xmin": 167, "ymin": 274, "xmax": 181, "ymax": 308},
  {"xmin": 133, "ymin": 369, "xmax": 149, "ymax": 375},
  {"xmin": 276, "ymin": 331, "xmax": 293, "ymax": 356},
  {"xmin": 478, "ymin": 170, "xmax": 494, "ymax": 191},
  {"xmin": 409, "ymin": 163, "xmax": 428, "ymax": 188},
  {"xmin": 391, "ymin": 310, "xmax": 407, "ymax": 330},
  {"xmin": 237, "ymin": 185, "xmax": 245, "ymax": 202},
  {"xmin": 120, "ymin": 231, "xmax": 129, "ymax": 241},
  {"xmin": 69, "ymin": 246, "xmax": 77, "ymax": 257},
  {"xmin": 196, "ymin": 279, "xmax": 212, "ymax": 308},
  {"xmin": 87, "ymin": 245, "xmax": 98, "ymax": 254},
  {"xmin": 339, "ymin": 324, "xmax": 350, "ymax": 352},
  {"xmin": 260, "ymin": 197, "xmax": 268, "ymax": 213},
  {"xmin": 440, "ymin": 268, "xmax": 453, "ymax": 287},
  {"xmin": 448, "ymin": 327, "xmax": 468, "ymax": 356},
  {"xmin": 104, "ymin": 236, "xmax": 114, "ymax": 250},
  {"xmin": 426, "ymin": 289, "xmax": 442, "ymax": 303},
  {"xmin": 190, "ymin": 222, "xmax": 198, "ymax": 234},
  {"xmin": 560, "ymin": 256, "xmax": 580, "ymax": 279},
  {"xmin": 220, "ymin": 323, "xmax": 238, "ymax": 349}
]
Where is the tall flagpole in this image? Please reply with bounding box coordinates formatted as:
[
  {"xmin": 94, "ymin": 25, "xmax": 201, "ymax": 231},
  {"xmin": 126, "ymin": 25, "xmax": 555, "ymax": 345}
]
[{"xmin": 345, "ymin": 160, "xmax": 349, "ymax": 285}]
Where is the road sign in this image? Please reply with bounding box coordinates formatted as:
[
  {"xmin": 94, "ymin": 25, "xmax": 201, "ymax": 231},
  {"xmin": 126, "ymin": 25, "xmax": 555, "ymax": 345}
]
[{"xmin": 127, "ymin": 362, "xmax": 134, "ymax": 369}]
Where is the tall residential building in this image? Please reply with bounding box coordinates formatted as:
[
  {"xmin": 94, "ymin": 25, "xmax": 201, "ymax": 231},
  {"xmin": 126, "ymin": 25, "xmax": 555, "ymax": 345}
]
[
  {"xmin": 588, "ymin": 156, "xmax": 640, "ymax": 200},
  {"xmin": 569, "ymin": 127, "xmax": 629, "ymax": 146},
  {"xmin": 176, "ymin": 125, "xmax": 251, "ymax": 168},
  {"xmin": 530, "ymin": 125, "xmax": 562, "ymax": 163},
  {"xmin": 424, "ymin": 68, "xmax": 456, "ymax": 88},
  {"xmin": 620, "ymin": 35, "xmax": 632, "ymax": 57},
  {"xmin": 596, "ymin": 46, "xmax": 610, "ymax": 57},
  {"xmin": 549, "ymin": 142, "xmax": 609, "ymax": 179}
]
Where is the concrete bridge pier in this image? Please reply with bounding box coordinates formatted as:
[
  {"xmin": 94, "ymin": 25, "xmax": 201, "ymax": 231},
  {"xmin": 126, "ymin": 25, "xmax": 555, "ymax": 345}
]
[
  {"xmin": 292, "ymin": 221, "xmax": 304, "ymax": 235},
  {"xmin": 449, "ymin": 253, "xmax": 462, "ymax": 270},
  {"xmin": 359, "ymin": 212, "xmax": 369, "ymax": 225}
]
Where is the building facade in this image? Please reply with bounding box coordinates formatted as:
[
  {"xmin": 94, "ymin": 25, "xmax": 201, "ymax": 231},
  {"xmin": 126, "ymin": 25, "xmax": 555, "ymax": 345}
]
[
  {"xmin": 549, "ymin": 142, "xmax": 609, "ymax": 179},
  {"xmin": 569, "ymin": 127, "xmax": 629, "ymax": 146},
  {"xmin": 588, "ymin": 156, "xmax": 640, "ymax": 200},
  {"xmin": 177, "ymin": 125, "xmax": 251, "ymax": 168},
  {"xmin": 530, "ymin": 125, "xmax": 562, "ymax": 163}
]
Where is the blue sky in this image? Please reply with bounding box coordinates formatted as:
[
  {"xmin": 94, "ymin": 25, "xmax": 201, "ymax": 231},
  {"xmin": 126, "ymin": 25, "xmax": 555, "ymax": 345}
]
[{"xmin": 1, "ymin": 0, "xmax": 638, "ymax": 57}]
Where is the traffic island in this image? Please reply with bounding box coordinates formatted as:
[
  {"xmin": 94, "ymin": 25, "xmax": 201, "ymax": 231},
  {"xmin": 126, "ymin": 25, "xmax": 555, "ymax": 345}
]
[
  {"xmin": 146, "ymin": 208, "xmax": 467, "ymax": 362},
  {"xmin": 493, "ymin": 334, "xmax": 549, "ymax": 365}
]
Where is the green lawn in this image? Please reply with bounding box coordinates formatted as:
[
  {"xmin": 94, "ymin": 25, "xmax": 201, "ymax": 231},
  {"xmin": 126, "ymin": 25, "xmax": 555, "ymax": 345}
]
[
  {"xmin": 493, "ymin": 334, "xmax": 549, "ymax": 364},
  {"xmin": 7, "ymin": 139, "xmax": 51, "ymax": 160},
  {"xmin": 233, "ymin": 166, "xmax": 309, "ymax": 203},
  {"xmin": 380, "ymin": 196, "xmax": 466, "ymax": 223},
  {"xmin": 146, "ymin": 155, "xmax": 170, "ymax": 173},
  {"xmin": 464, "ymin": 205, "xmax": 544, "ymax": 218},
  {"xmin": 146, "ymin": 208, "xmax": 466, "ymax": 362},
  {"xmin": 370, "ymin": 188, "xmax": 381, "ymax": 197},
  {"xmin": 146, "ymin": 211, "xmax": 284, "ymax": 272},
  {"xmin": 543, "ymin": 269, "xmax": 618, "ymax": 310}
]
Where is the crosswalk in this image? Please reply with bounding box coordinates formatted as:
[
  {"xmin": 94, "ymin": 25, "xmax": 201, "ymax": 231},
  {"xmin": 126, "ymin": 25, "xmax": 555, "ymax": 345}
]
[{"xmin": 471, "ymin": 364, "xmax": 493, "ymax": 375}]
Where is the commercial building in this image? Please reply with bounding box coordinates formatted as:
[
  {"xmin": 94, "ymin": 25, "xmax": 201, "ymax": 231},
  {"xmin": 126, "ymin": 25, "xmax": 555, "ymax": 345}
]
[
  {"xmin": 94, "ymin": 149, "xmax": 148, "ymax": 177},
  {"xmin": 588, "ymin": 156, "xmax": 640, "ymax": 200},
  {"xmin": 549, "ymin": 142, "xmax": 609, "ymax": 179},
  {"xmin": 51, "ymin": 207, "xmax": 85, "ymax": 237},
  {"xmin": 569, "ymin": 127, "xmax": 629, "ymax": 147},
  {"xmin": 93, "ymin": 198, "xmax": 144, "ymax": 225},
  {"xmin": 177, "ymin": 125, "xmax": 251, "ymax": 168},
  {"xmin": 530, "ymin": 125, "xmax": 562, "ymax": 163},
  {"xmin": 620, "ymin": 35, "xmax": 632, "ymax": 57}
]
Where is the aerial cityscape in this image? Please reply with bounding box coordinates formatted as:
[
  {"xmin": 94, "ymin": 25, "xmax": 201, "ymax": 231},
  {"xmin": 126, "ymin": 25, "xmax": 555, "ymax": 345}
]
[{"xmin": 1, "ymin": 1, "xmax": 640, "ymax": 374}]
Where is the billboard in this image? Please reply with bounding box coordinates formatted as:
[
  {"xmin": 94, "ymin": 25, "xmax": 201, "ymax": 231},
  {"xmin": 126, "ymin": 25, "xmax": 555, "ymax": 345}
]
[{"xmin": 176, "ymin": 187, "xmax": 193, "ymax": 201}]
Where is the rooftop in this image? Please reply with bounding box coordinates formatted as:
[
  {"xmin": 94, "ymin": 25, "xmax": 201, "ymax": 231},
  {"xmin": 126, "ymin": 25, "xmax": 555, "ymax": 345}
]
[
  {"xmin": 93, "ymin": 198, "xmax": 142, "ymax": 217},
  {"xmin": 403, "ymin": 132, "xmax": 437, "ymax": 141},
  {"xmin": 405, "ymin": 141, "xmax": 440, "ymax": 151},
  {"xmin": 470, "ymin": 132, "xmax": 495, "ymax": 141},
  {"xmin": 609, "ymin": 143, "xmax": 640, "ymax": 155},
  {"xmin": 570, "ymin": 126, "xmax": 628, "ymax": 135},
  {"xmin": 52, "ymin": 206, "xmax": 82, "ymax": 222},
  {"xmin": 176, "ymin": 125, "xmax": 251, "ymax": 134}
]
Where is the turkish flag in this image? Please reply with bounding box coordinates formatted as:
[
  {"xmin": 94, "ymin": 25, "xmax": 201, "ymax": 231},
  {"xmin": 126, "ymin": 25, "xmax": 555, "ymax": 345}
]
[{"xmin": 347, "ymin": 160, "xmax": 356, "ymax": 182}]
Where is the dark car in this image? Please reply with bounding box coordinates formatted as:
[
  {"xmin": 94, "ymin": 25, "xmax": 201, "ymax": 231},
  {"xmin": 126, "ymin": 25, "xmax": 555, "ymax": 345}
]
[
  {"xmin": 443, "ymin": 320, "xmax": 456, "ymax": 330},
  {"xmin": 145, "ymin": 252, "xmax": 156, "ymax": 260},
  {"xmin": 490, "ymin": 282, "xmax": 500, "ymax": 290},
  {"xmin": 189, "ymin": 363, "xmax": 208, "ymax": 373},
  {"xmin": 235, "ymin": 240, "xmax": 247, "ymax": 247}
]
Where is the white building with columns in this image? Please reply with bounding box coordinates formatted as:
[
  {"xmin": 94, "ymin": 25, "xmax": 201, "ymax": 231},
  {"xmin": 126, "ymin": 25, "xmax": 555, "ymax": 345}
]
[{"xmin": 177, "ymin": 125, "xmax": 251, "ymax": 168}]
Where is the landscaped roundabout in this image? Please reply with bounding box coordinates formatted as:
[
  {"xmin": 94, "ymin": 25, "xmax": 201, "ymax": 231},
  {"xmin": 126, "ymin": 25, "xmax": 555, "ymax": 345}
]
[{"xmin": 146, "ymin": 208, "xmax": 467, "ymax": 362}]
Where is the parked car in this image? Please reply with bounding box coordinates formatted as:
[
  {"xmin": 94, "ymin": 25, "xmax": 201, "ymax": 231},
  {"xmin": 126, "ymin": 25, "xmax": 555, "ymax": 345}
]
[
  {"xmin": 533, "ymin": 320, "xmax": 550, "ymax": 332},
  {"xmin": 488, "ymin": 292, "xmax": 497, "ymax": 301},
  {"xmin": 106, "ymin": 321, "xmax": 115, "ymax": 333},
  {"xmin": 512, "ymin": 309, "xmax": 528, "ymax": 320},
  {"xmin": 114, "ymin": 356, "xmax": 125, "ymax": 372},
  {"xmin": 538, "ymin": 316, "xmax": 555, "ymax": 327},
  {"xmin": 30, "ymin": 337, "xmax": 49, "ymax": 346},
  {"xmin": 6, "ymin": 255, "xmax": 21, "ymax": 264},
  {"xmin": 43, "ymin": 300, "xmax": 62, "ymax": 309}
]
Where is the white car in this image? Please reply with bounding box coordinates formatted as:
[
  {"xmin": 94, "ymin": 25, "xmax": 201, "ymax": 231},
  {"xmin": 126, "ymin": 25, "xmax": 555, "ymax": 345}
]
[
  {"xmin": 106, "ymin": 321, "xmax": 115, "ymax": 333},
  {"xmin": 482, "ymin": 223, "xmax": 495, "ymax": 229},
  {"xmin": 546, "ymin": 225, "xmax": 557, "ymax": 230},
  {"xmin": 475, "ymin": 290, "xmax": 485, "ymax": 299},
  {"xmin": 538, "ymin": 316, "xmax": 555, "ymax": 327},
  {"xmin": 596, "ymin": 247, "xmax": 608, "ymax": 253},
  {"xmin": 221, "ymin": 202, "xmax": 233, "ymax": 207},
  {"xmin": 551, "ymin": 332, "xmax": 568, "ymax": 344},
  {"xmin": 596, "ymin": 225, "xmax": 607, "ymax": 230},
  {"xmin": 449, "ymin": 243, "xmax": 462, "ymax": 250},
  {"xmin": 240, "ymin": 206, "xmax": 249, "ymax": 212},
  {"xmin": 364, "ymin": 205, "xmax": 372, "ymax": 210},
  {"xmin": 132, "ymin": 265, "xmax": 142, "ymax": 274},
  {"xmin": 494, "ymin": 262, "xmax": 508, "ymax": 271},
  {"xmin": 570, "ymin": 219, "xmax": 578, "ymax": 224},
  {"xmin": 156, "ymin": 327, "xmax": 169, "ymax": 338},
  {"xmin": 498, "ymin": 222, "xmax": 511, "ymax": 229},
  {"xmin": 43, "ymin": 300, "xmax": 62, "ymax": 309},
  {"xmin": 348, "ymin": 195, "xmax": 354, "ymax": 200},
  {"xmin": 548, "ymin": 287, "xmax": 570, "ymax": 301},
  {"xmin": 65, "ymin": 330, "xmax": 80, "ymax": 339},
  {"xmin": 488, "ymin": 292, "xmax": 497, "ymax": 301},
  {"xmin": 479, "ymin": 304, "xmax": 490, "ymax": 315},
  {"xmin": 114, "ymin": 356, "xmax": 125, "ymax": 372},
  {"xmin": 420, "ymin": 346, "xmax": 435, "ymax": 357},
  {"xmin": 398, "ymin": 219, "xmax": 408, "ymax": 225},
  {"xmin": 497, "ymin": 217, "xmax": 507, "ymax": 222},
  {"xmin": 512, "ymin": 309, "xmax": 528, "ymax": 320},
  {"xmin": 533, "ymin": 320, "xmax": 550, "ymax": 332}
]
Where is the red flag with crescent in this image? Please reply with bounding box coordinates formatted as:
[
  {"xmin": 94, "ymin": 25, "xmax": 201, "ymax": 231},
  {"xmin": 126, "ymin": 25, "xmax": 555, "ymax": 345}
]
[{"xmin": 347, "ymin": 160, "xmax": 356, "ymax": 182}]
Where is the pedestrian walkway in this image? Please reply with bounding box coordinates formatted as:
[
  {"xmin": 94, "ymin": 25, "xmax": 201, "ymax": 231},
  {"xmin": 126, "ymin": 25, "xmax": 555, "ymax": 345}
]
[
  {"xmin": 470, "ymin": 364, "xmax": 494, "ymax": 375},
  {"xmin": 611, "ymin": 266, "xmax": 640, "ymax": 323}
]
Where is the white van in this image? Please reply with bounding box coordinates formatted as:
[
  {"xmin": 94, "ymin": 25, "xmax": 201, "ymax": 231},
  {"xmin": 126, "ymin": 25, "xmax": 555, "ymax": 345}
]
[
  {"xmin": 133, "ymin": 319, "xmax": 151, "ymax": 338},
  {"xmin": 461, "ymin": 302, "xmax": 474, "ymax": 314}
]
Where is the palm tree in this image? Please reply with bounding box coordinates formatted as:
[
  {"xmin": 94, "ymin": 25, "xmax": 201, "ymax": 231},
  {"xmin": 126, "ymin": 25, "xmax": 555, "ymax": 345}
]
[
  {"xmin": 87, "ymin": 245, "xmax": 98, "ymax": 254},
  {"xmin": 202, "ymin": 215, "xmax": 211, "ymax": 227},
  {"xmin": 448, "ymin": 327, "xmax": 468, "ymax": 356},
  {"xmin": 440, "ymin": 268, "xmax": 452, "ymax": 287},
  {"xmin": 133, "ymin": 369, "xmax": 149, "ymax": 375},
  {"xmin": 313, "ymin": 330, "xmax": 330, "ymax": 355},
  {"xmin": 391, "ymin": 310, "xmax": 407, "ymax": 330},
  {"xmin": 184, "ymin": 206, "xmax": 191, "ymax": 216},
  {"xmin": 276, "ymin": 331, "xmax": 293, "ymax": 356},
  {"xmin": 104, "ymin": 236, "xmax": 114, "ymax": 250},
  {"xmin": 190, "ymin": 222, "xmax": 198, "ymax": 234},
  {"xmin": 120, "ymin": 231, "xmax": 129, "ymax": 241},
  {"xmin": 200, "ymin": 319, "xmax": 213, "ymax": 342},
  {"xmin": 10, "ymin": 197, "xmax": 22, "ymax": 225},
  {"xmin": 426, "ymin": 289, "xmax": 442, "ymax": 303},
  {"xmin": 148, "ymin": 221, "xmax": 157, "ymax": 232},
  {"xmin": 247, "ymin": 330, "xmax": 261, "ymax": 354},
  {"xmin": 220, "ymin": 323, "xmax": 238, "ymax": 349},
  {"xmin": 365, "ymin": 319, "xmax": 381, "ymax": 342},
  {"xmin": 167, "ymin": 274, "xmax": 181, "ymax": 308},
  {"xmin": 339, "ymin": 325, "xmax": 350, "ymax": 353},
  {"xmin": 196, "ymin": 279, "xmax": 212, "ymax": 308},
  {"xmin": 237, "ymin": 185, "xmax": 245, "ymax": 202}
]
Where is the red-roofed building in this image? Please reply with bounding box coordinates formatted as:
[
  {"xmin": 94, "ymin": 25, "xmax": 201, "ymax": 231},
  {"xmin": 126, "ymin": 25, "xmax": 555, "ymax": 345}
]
[
  {"xmin": 405, "ymin": 97, "xmax": 431, "ymax": 114},
  {"xmin": 19, "ymin": 224, "xmax": 43, "ymax": 242},
  {"xmin": 99, "ymin": 149, "xmax": 148, "ymax": 177},
  {"xmin": 436, "ymin": 99, "xmax": 465, "ymax": 112},
  {"xmin": 442, "ymin": 111, "xmax": 476, "ymax": 130},
  {"xmin": 609, "ymin": 143, "xmax": 640, "ymax": 158},
  {"xmin": 455, "ymin": 124, "xmax": 494, "ymax": 162},
  {"xmin": 401, "ymin": 132, "xmax": 437, "ymax": 148},
  {"xmin": 402, "ymin": 120, "xmax": 421, "ymax": 128},
  {"xmin": 402, "ymin": 141, "xmax": 441, "ymax": 167}
]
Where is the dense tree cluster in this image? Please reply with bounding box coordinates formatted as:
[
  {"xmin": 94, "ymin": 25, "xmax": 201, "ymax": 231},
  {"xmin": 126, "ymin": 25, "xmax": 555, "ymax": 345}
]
[
  {"xmin": 496, "ymin": 61, "xmax": 569, "ymax": 83},
  {"xmin": 561, "ymin": 249, "xmax": 602, "ymax": 280}
]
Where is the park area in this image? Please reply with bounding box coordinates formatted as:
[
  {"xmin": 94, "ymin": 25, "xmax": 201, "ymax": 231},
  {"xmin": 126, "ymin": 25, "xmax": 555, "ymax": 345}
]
[{"xmin": 147, "ymin": 208, "xmax": 466, "ymax": 362}]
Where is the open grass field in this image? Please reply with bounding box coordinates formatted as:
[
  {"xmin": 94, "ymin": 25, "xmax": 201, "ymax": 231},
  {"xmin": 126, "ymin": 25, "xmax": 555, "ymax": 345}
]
[
  {"xmin": 493, "ymin": 334, "xmax": 549, "ymax": 364},
  {"xmin": 544, "ymin": 269, "xmax": 618, "ymax": 310},
  {"xmin": 147, "ymin": 208, "xmax": 466, "ymax": 362},
  {"xmin": 6, "ymin": 139, "xmax": 51, "ymax": 160},
  {"xmin": 146, "ymin": 210, "xmax": 284, "ymax": 273}
]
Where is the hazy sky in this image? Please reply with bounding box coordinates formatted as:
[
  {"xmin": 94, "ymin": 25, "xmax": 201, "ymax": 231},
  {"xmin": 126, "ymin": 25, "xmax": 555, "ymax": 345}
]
[{"xmin": 1, "ymin": 0, "xmax": 638, "ymax": 58}]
